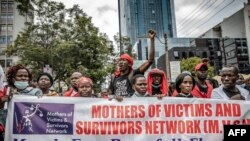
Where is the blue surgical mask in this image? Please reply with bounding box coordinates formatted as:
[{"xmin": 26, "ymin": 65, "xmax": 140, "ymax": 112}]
[{"xmin": 14, "ymin": 81, "xmax": 29, "ymax": 90}]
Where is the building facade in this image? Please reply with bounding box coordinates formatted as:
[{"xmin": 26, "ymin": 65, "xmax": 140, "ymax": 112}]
[
  {"xmin": 197, "ymin": 2, "xmax": 250, "ymax": 74},
  {"xmin": 118, "ymin": 0, "xmax": 176, "ymax": 60},
  {"xmin": 0, "ymin": 0, "xmax": 28, "ymax": 71}
]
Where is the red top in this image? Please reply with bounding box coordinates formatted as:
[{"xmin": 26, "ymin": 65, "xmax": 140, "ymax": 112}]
[
  {"xmin": 63, "ymin": 88, "xmax": 78, "ymax": 97},
  {"xmin": 191, "ymin": 81, "xmax": 213, "ymax": 98},
  {"xmin": 172, "ymin": 81, "xmax": 213, "ymax": 98},
  {"xmin": 147, "ymin": 68, "xmax": 169, "ymax": 96}
]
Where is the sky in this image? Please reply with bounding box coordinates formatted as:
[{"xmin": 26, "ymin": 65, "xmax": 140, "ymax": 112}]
[
  {"xmin": 53, "ymin": 0, "xmax": 118, "ymax": 42},
  {"xmin": 53, "ymin": 0, "xmax": 247, "ymax": 40}
]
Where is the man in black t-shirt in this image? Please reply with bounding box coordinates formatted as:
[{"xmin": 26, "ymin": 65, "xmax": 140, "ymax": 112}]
[{"xmin": 108, "ymin": 30, "xmax": 156, "ymax": 97}]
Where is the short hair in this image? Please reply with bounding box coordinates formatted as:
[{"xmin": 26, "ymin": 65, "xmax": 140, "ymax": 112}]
[
  {"xmin": 221, "ymin": 65, "xmax": 239, "ymax": 75},
  {"xmin": 206, "ymin": 78, "xmax": 219, "ymax": 88},
  {"xmin": 132, "ymin": 74, "xmax": 145, "ymax": 85},
  {"xmin": 6, "ymin": 64, "xmax": 32, "ymax": 87},
  {"xmin": 37, "ymin": 72, "xmax": 54, "ymax": 85},
  {"xmin": 175, "ymin": 73, "xmax": 195, "ymax": 93}
]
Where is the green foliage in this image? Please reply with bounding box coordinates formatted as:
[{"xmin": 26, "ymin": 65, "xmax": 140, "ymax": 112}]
[
  {"xmin": 180, "ymin": 57, "xmax": 214, "ymax": 77},
  {"xmin": 7, "ymin": 0, "xmax": 114, "ymax": 91},
  {"xmin": 114, "ymin": 33, "xmax": 132, "ymax": 56}
]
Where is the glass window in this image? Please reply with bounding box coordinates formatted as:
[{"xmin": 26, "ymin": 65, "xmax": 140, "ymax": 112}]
[
  {"xmin": 0, "ymin": 13, "xmax": 13, "ymax": 21},
  {"xmin": 1, "ymin": 3, "xmax": 7, "ymax": 9},
  {"xmin": 174, "ymin": 51, "xmax": 179, "ymax": 57},
  {"xmin": 0, "ymin": 36, "xmax": 6, "ymax": 44},
  {"xmin": 182, "ymin": 52, "xmax": 187, "ymax": 59},
  {"xmin": 0, "ymin": 36, "xmax": 12, "ymax": 44},
  {"xmin": 7, "ymin": 25, "xmax": 13, "ymax": 31},
  {"xmin": 7, "ymin": 14, "xmax": 13, "ymax": 19},
  {"xmin": 0, "ymin": 25, "xmax": 7, "ymax": 31},
  {"xmin": 189, "ymin": 52, "xmax": 194, "ymax": 57},
  {"xmin": 8, "ymin": 2, "xmax": 14, "ymax": 9},
  {"xmin": 202, "ymin": 52, "xmax": 207, "ymax": 58}
]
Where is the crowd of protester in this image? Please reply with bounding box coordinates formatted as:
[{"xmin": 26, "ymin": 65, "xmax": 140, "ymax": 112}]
[{"xmin": 0, "ymin": 30, "xmax": 250, "ymax": 139}]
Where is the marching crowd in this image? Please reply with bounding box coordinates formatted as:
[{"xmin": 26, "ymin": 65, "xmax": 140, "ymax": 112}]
[{"xmin": 0, "ymin": 30, "xmax": 250, "ymax": 139}]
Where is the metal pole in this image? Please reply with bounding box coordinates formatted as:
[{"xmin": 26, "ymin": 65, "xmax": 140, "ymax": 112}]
[
  {"xmin": 164, "ymin": 33, "xmax": 171, "ymax": 81},
  {"xmin": 5, "ymin": 0, "xmax": 9, "ymax": 71},
  {"xmin": 118, "ymin": 0, "xmax": 123, "ymax": 55}
]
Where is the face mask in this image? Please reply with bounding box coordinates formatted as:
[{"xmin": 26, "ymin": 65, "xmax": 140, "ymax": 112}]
[{"xmin": 14, "ymin": 81, "xmax": 29, "ymax": 90}]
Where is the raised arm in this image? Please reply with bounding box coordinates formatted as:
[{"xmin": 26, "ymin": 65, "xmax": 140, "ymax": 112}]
[{"xmin": 138, "ymin": 30, "xmax": 155, "ymax": 73}]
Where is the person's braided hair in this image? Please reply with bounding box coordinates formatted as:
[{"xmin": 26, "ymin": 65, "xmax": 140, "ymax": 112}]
[{"xmin": 6, "ymin": 64, "xmax": 32, "ymax": 87}]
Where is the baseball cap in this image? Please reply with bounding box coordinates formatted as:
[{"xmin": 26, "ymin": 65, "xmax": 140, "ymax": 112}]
[{"xmin": 195, "ymin": 63, "xmax": 208, "ymax": 71}]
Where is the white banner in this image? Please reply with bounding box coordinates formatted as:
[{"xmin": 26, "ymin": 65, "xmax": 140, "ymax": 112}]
[{"xmin": 4, "ymin": 95, "xmax": 250, "ymax": 141}]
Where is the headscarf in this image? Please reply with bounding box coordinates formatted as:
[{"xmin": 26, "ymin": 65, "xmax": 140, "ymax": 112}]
[
  {"xmin": 114, "ymin": 54, "xmax": 134, "ymax": 77},
  {"xmin": 77, "ymin": 77, "xmax": 93, "ymax": 87},
  {"xmin": 147, "ymin": 68, "xmax": 169, "ymax": 96}
]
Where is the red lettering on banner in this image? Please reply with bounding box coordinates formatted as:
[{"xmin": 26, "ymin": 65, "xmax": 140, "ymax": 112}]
[
  {"xmin": 91, "ymin": 105, "xmax": 146, "ymax": 118},
  {"xmin": 125, "ymin": 106, "xmax": 130, "ymax": 118},
  {"xmin": 75, "ymin": 121, "xmax": 143, "ymax": 135},
  {"xmin": 186, "ymin": 120, "xmax": 201, "ymax": 133},
  {"xmin": 233, "ymin": 119, "xmax": 250, "ymax": 124},
  {"xmin": 233, "ymin": 120, "xmax": 240, "ymax": 124},
  {"xmin": 83, "ymin": 122, "xmax": 91, "ymax": 134},
  {"xmin": 145, "ymin": 121, "xmax": 165, "ymax": 134},
  {"xmin": 164, "ymin": 104, "xmax": 212, "ymax": 117},
  {"xmin": 192, "ymin": 103, "xmax": 212, "ymax": 117},
  {"xmin": 76, "ymin": 121, "xmax": 83, "ymax": 134},
  {"xmin": 102, "ymin": 106, "xmax": 109, "ymax": 118},
  {"xmin": 127, "ymin": 121, "xmax": 134, "ymax": 134},
  {"xmin": 120, "ymin": 122, "xmax": 126, "ymax": 134},
  {"xmin": 92, "ymin": 122, "xmax": 99, "ymax": 134},
  {"xmin": 145, "ymin": 120, "xmax": 201, "ymax": 134},
  {"xmin": 117, "ymin": 106, "xmax": 124, "ymax": 118},
  {"xmin": 215, "ymin": 103, "xmax": 241, "ymax": 117},
  {"xmin": 92, "ymin": 106, "xmax": 101, "ymax": 118},
  {"xmin": 221, "ymin": 119, "xmax": 250, "ymax": 126},
  {"xmin": 166, "ymin": 120, "xmax": 177, "ymax": 133},
  {"xmin": 205, "ymin": 103, "xmax": 213, "ymax": 116},
  {"xmin": 111, "ymin": 122, "xmax": 119, "ymax": 134},
  {"xmin": 109, "ymin": 105, "xmax": 116, "ymax": 118},
  {"xmin": 164, "ymin": 104, "xmax": 175, "ymax": 117},
  {"xmin": 130, "ymin": 106, "xmax": 137, "ymax": 118},
  {"xmin": 204, "ymin": 120, "xmax": 219, "ymax": 133},
  {"xmin": 242, "ymin": 119, "xmax": 250, "ymax": 124},
  {"xmin": 176, "ymin": 104, "xmax": 183, "ymax": 117},
  {"xmin": 138, "ymin": 105, "xmax": 145, "ymax": 118},
  {"xmin": 99, "ymin": 122, "xmax": 111, "ymax": 135},
  {"xmin": 135, "ymin": 121, "xmax": 142, "ymax": 134}
]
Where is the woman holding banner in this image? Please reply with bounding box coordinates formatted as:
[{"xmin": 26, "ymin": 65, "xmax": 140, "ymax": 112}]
[
  {"xmin": 76, "ymin": 76, "xmax": 97, "ymax": 97},
  {"xmin": 175, "ymin": 73, "xmax": 195, "ymax": 98},
  {"xmin": 0, "ymin": 64, "xmax": 43, "ymax": 139}
]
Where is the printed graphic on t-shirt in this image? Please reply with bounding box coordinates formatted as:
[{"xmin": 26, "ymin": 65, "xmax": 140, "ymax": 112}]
[{"xmin": 115, "ymin": 79, "xmax": 129, "ymax": 96}]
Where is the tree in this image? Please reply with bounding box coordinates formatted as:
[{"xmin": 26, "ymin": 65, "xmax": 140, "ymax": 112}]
[
  {"xmin": 114, "ymin": 33, "xmax": 132, "ymax": 56},
  {"xmin": 6, "ymin": 0, "xmax": 114, "ymax": 91},
  {"xmin": 180, "ymin": 57, "xmax": 214, "ymax": 77}
]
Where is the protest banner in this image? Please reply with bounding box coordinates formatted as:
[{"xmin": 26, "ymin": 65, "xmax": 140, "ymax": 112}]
[{"xmin": 4, "ymin": 95, "xmax": 250, "ymax": 141}]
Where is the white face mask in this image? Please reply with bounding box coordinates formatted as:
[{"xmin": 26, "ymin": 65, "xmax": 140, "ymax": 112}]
[{"xmin": 14, "ymin": 81, "xmax": 29, "ymax": 90}]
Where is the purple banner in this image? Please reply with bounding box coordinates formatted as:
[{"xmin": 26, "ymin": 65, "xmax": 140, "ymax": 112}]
[{"xmin": 13, "ymin": 102, "xmax": 74, "ymax": 135}]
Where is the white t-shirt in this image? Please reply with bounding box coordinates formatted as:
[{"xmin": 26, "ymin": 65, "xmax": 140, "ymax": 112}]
[{"xmin": 211, "ymin": 85, "xmax": 250, "ymax": 100}]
